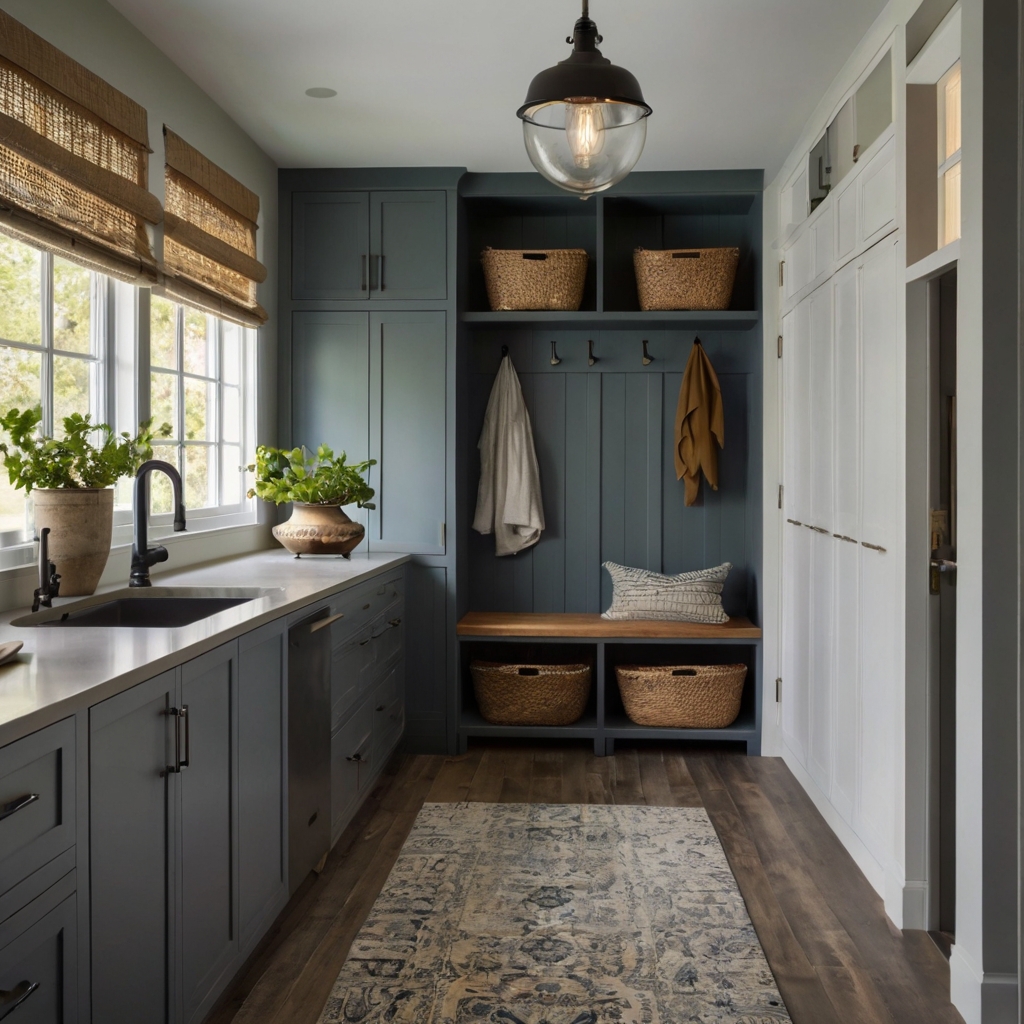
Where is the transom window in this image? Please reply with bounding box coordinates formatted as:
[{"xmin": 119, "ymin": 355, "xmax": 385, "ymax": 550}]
[
  {"xmin": 0, "ymin": 235, "xmax": 103, "ymax": 540},
  {"xmin": 148, "ymin": 296, "xmax": 252, "ymax": 519},
  {"xmin": 938, "ymin": 61, "xmax": 961, "ymax": 248}
]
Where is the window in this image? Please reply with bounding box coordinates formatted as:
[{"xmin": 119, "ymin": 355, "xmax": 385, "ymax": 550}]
[
  {"xmin": 147, "ymin": 296, "xmax": 254, "ymax": 525},
  {"xmin": 0, "ymin": 234, "xmax": 104, "ymax": 542},
  {"xmin": 938, "ymin": 61, "xmax": 962, "ymax": 247}
]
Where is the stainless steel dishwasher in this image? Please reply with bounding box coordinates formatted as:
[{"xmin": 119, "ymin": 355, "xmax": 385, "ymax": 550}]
[{"xmin": 288, "ymin": 607, "xmax": 333, "ymax": 893}]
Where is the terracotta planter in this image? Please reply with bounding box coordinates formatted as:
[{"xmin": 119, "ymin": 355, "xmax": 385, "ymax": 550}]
[
  {"xmin": 32, "ymin": 487, "xmax": 114, "ymax": 596},
  {"xmin": 272, "ymin": 503, "xmax": 364, "ymax": 557}
]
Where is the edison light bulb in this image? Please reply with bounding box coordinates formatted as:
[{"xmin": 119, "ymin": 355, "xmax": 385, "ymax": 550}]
[{"xmin": 565, "ymin": 101, "xmax": 606, "ymax": 168}]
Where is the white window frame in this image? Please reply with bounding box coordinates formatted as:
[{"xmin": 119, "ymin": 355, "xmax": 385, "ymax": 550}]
[
  {"xmin": 0, "ymin": 247, "xmax": 111, "ymax": 566},
  {"xmin": 108, "ymin": 290, "xmax": 257, "ymax": 547}
]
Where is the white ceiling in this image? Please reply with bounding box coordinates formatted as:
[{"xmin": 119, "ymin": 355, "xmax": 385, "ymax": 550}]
[{"xmin": 107, "ymin": 0, "xmax": 887, "ymax": 178}]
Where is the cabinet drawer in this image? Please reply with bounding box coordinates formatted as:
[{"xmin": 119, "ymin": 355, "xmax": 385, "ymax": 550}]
[
  {"xmin": 0, "ymin": 720, "xmax": 75, "ymax": 897},
  {"xmin": 0, "ymin": 871, "xmax": 76, "ymax": 1023},
  {"xmin": 331, "ymin": 625, "xmax": 376, "ymax": 730},
  {"xmin": 330, "ymin": 701, "xmax": 373, "ymax": 840},
  {"xmin": 329, "ymin": 574, "xmax": 404, "ymax": 646},
  {"xmin": 372, "ymin": 608, "xmax": 404, "ymax": 668},
  {"xmin": 371, "ymin": 667, "xmax": 404, "ymax": 766}
]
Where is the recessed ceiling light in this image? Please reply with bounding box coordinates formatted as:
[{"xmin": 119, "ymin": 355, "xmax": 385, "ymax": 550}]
[{"xmin": 305, "ymin": 87, "xmax": 337, "ymax": 99}]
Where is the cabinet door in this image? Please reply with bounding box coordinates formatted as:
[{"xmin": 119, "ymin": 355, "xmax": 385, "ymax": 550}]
[
  {"xmin": 90, "ymin": 671, "xmax": 177, "ymax": 1024},
  {"xmin": 370, "ymin": 191, "xmax": 447, "ymax": 300},
  {"xmin": 368, "ymin": 312, "xmax": 447, "ymax": 554},
  {"xmin": 292, "ymin": 192, "xmax": 370, "ymax": 300},
  {"xmin": 178, "ymin": 644, "xmax": 235, "ymax": 1024},
  {"xmin": 237, "ymin": 627, "xmax": 286, "ymax": 948},
  {"xmin": 292, "ymin": 311, "xmax": 371, "ymax": 546}
]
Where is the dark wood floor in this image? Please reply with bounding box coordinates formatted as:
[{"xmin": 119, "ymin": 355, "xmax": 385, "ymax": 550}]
[{"xmin": 208, "ymin": 744, "xmax": 965, "ymax": 1024}]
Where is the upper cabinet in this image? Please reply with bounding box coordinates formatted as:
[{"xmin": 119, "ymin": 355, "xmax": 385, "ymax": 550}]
[{"xmin": 292, "ymin": 190, "xmax": 447, "ymax": 301}]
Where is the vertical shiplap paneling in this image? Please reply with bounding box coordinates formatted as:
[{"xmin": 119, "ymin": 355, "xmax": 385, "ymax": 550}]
[
  {"xmin": 563, "ymin": 372, "xmax": 603, "ymax": 612},
  {"xmin": 600, "ymin": 373, "xmax": 627, "ymax": 609},
  {"xmin": 715, "ymin": 373, "xmax": 751, "ymax": 614},
  {"xmin": 530, "ymin": 373, "xmax": 567, "ymax": 612}
]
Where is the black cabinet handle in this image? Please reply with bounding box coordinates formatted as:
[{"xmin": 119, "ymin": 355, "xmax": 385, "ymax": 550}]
[
  {"xmin": 361, "ymin": 254, "xmax": 367, "ymax": 292},
  {"xmin": 346, "ymin": 751, "xmax": 365, "ymax": 762},
  {"xmin": 180, "ymin": 704, "xmax": 190, "ymax": 770},
  {"xmin": 377, "ymin": 254, "xmax": 384, "ymax": 291},
  {"xmin": 376, "ymin": 704, "xmax": 386, "ymax": 712},
  {"xmin": 0, "ymin": 981, "xmax": 39, "ymax": 1019},
  {"xmin": 369, "ymin": 618, "xmax": 402, "ymax": 642},
  {"xmin": 0, "ymin": 793, "xmax": 39, "ymax": 823}
]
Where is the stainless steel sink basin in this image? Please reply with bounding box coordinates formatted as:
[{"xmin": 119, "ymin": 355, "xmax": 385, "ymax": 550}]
[{"xmin": 11, "ymin": 587, "xmax": 273, "ymax": 628}]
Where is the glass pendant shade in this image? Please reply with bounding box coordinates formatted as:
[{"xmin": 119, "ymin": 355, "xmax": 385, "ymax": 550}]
[{"xmin": 518, "ymin": 3, "xmax": 651, "ymax": 196}]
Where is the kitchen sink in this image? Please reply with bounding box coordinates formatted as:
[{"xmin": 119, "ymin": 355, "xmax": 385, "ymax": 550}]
[{"xmin": 11, "ymin": 587, "xmax": 273, "ymax": 628}]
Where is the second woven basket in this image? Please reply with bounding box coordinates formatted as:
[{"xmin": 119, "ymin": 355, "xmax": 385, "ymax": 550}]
[{"xmin": 615, "ymin": 663, "xmax": 747, "ymax": 728}]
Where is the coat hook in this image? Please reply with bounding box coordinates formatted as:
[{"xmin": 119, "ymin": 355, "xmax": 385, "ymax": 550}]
[
  {"xmin": 642, "ymin": 339, "xmax": 653, "ymax": 366},
  {"xmin": 588, "ymin": 339, "xmax": 598, "ymax": 366},
  {"xmin": 550, "ymin": 340, "xmax": 561, "ymax": 366}
]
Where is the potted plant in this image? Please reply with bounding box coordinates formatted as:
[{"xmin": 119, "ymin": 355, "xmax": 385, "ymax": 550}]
[
  {"xmin": 0, "ymin": 407, "xmax": 170, "ymax": 595},
  {"xmin": 247, "ymin": 444, "xmax": 376, "ymax": 557}
]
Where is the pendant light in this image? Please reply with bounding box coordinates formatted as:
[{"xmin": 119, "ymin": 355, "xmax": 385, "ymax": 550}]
[{"xmin": 517, "ymin": 0, "xmax": 652, "ymax": 197}]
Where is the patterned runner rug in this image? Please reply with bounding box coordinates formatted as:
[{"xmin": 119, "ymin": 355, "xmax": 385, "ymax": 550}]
[{"xmin": 318, "ymin": 802, "xmax": 792, "ymax": 1024}]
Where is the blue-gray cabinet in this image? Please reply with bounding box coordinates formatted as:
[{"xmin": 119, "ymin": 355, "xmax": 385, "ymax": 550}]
[
  {"xmin": 291, "ymin": 311, "xmax": 447, "ymax": 556},
  {"xmin": 89, "ymin": 627, "xmax": 288, "ymax": 1024},
  {"xmin": 369, "ymin": 312, "xmax": 447, "ymax": 554},
  {"xmin": 291, "ymin": 190, "xmax": 446, "ymax": 301}
]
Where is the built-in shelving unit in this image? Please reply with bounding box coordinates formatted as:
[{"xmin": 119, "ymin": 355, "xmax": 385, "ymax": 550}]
[{"xmin": 453, "ymin": 170, "xmax": 765, "ymax": 755}]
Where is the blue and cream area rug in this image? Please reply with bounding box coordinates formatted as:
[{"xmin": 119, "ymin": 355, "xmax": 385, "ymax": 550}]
[{"xmin": 318, "ymin": 802, "xmax": 792, "ymax": 1024}]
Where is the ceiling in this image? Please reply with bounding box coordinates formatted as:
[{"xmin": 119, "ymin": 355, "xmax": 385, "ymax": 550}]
[{"xmin": 106, "ymin": 0, "xmax": 888, "ymax": 179}]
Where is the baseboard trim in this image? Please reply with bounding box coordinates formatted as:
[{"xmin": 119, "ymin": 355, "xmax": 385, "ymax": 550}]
[
  {"xmin": 901, "ymin": 879, "xmax": 929, "ymax": 930},
  {"xmin": 950, "ymin": 946, "xmax": 1019, "ymax": 1024}
]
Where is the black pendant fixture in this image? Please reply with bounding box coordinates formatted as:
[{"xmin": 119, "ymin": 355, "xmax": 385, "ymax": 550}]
[{"xmin": 517, "ymin": 0, "xmax": 652, "ymax": 197}]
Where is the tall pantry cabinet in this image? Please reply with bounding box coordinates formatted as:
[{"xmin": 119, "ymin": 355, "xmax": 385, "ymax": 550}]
[
  {"xmin": 279, "ymin": 169, "xmax": 463, "ymax": 753},
  {"xmin": 779, "ymin": 86, "xmax": 902, "ymax": 888}
]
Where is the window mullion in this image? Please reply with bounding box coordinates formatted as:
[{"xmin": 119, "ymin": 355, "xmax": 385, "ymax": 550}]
[
  {"xmin": 136, "ymin": 289, "xmax": 151, "ymax": 425},
  {"xmin": 176, "ymin": 305, "xmax": 185, "ymax": 473},
  {"xmin": 40, "ymin": 252, "xmax": 53, "ymax": 435}
]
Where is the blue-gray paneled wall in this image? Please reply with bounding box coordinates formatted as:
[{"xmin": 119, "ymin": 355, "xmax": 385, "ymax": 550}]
[{"xmin": 465, "ymin": 330, "xmax": 759, "ymax": 620}]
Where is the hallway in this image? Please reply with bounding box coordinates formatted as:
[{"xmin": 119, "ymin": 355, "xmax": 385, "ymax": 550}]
[{"xmin": 210, "ymin": 744, "xmax": 965, "ymax": 1024}]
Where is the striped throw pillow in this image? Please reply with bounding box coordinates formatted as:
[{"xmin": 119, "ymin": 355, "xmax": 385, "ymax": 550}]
[{"xmin": 601, "ymin": 561, "xmax": 732, "ymax": 624}]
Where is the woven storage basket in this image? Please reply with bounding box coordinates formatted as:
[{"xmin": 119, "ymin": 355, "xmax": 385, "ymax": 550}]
[
  {"xmin": 470, "ymin": 660, "xmax": 592, "ymax": 726},
  {"xmin": 615, "ymin": 663, "xmax": 747, "ymax": 728},
  {"xmin": 633, "ymin": 247, "xmax": 740, "ymax": 311},
  {"xmin": 481, "ymin": 247, "xmax": 588, "ymax": 311}
]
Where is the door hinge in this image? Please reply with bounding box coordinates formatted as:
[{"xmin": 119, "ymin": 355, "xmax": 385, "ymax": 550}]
[
  {"xmin": 776, "ymin": 678, "xmax": 782, "ymax": 703},
  {"xmin": 778, "ymin": 484, "xmax": 783, "ymax": 509},
  {"xmin": 779, "ymin": 261, "xmax": 785, "ymax": 288},
  {"xmin": 777, "ymin": 334, "xmax": 783, "ymax": 358}
]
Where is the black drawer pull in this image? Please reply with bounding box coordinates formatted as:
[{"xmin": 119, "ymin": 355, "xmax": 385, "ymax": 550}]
[
  {"xmin": 0, "ymin": 793, "xmax": 39, "ymax": 823},
  {"xmin": 0, "ymin": 981, "xmax": 39, "ymax": 1019},
  {"xmin": 376, "ymin": 704, "xmax": 386, "ymax": 712},
  {"xmin": 346, "ymin": 751, "xmax": 365, "ymax": 762}
]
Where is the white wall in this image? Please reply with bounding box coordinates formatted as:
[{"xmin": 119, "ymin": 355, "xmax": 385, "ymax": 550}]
[{"xmin": 0, "ymin": 0, "xmax": 280, "ymax": 608}]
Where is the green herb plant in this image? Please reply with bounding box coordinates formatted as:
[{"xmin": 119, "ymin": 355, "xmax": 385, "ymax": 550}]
[
  {"xmin": 247, "ymin": 445, "xmax": 376, "ymax": 508},
  {"xmin": 0, "ymin": 406, "xmax": 172, "ymax": 492}
]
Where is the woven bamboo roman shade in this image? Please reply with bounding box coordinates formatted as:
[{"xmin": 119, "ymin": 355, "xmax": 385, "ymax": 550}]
[
  {"xmin": 0, "ymin": 9, "xmax": 159, "ymax": 282},
  {"xmin": 158, "ymin": 127, "xmax": 268, "ymax": 328}
]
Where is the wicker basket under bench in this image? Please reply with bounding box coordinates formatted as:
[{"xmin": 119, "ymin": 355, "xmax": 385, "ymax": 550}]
[{"xmin": 455, "ymin": 612, "xmax": 763, "ymax": 756}]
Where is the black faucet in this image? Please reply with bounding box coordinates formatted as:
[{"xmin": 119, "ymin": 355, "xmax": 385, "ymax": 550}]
[
  {"xmin": 130, "ymin": 460, "xmax": 187, "ymax": 587},
  {"xmin": 31, "ymin": 527, "xmax": 61, "ymax": 612}
]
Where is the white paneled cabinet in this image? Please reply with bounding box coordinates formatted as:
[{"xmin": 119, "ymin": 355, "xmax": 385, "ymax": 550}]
[{"xmin": 781, "ymin": 234, "xmax": 900, "ymax": 874}]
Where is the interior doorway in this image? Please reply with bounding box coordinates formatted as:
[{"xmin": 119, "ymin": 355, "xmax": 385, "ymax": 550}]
[{"xmin": 929, "ymin": 267, "xmax": 957, "ymax": 953}]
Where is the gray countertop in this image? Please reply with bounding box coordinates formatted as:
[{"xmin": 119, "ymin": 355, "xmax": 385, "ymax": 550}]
[{"xmin": 0, "ymin": 548, "xmax": 410, "ymax": 746}]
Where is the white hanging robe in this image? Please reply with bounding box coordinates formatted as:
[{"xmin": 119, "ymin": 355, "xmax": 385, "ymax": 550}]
[{"xmin": 473, "ymin": 354, "xmax": 545, "ymax": 556}]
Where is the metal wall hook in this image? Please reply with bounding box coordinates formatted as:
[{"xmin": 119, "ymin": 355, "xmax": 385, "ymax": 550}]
[
  {"xmin": 550, "ymin": 340, "xmax": 562, "ymax": 366},
  {"xmin": 501, "ymin": 344, "xmax": 509, "ymax": 359},
  {"xmin": 588, "ymin": 340, "xmax": 598, "ymax": 366},
  {"xmin": 641, "ymin": 339, "xmax": 653, "ymax": 366}
]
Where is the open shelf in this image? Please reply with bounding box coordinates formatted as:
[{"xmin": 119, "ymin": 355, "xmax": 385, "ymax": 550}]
[{"xmin": 459, "ymin": 310, "xmax": 760, "ymax": 331}]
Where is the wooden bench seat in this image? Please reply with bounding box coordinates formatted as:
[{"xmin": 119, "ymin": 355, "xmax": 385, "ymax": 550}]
[{"xmin": 456, "ymin": 612, "xmax": 761, "ymax": 640}]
